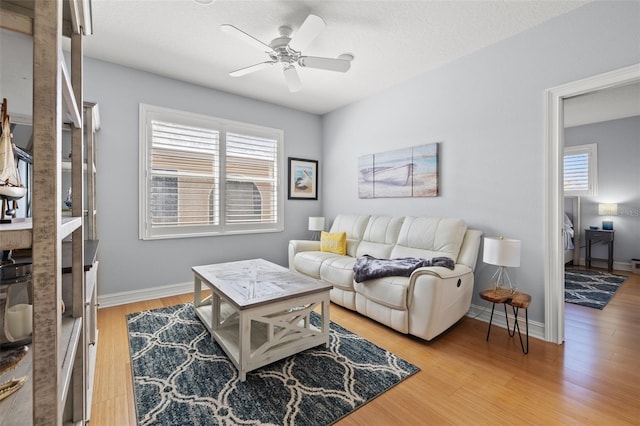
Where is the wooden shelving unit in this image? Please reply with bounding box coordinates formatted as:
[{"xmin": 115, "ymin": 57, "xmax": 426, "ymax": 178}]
[{"xmin": 0, "ymin": 1, "xmax": 95, "ymax": 424}]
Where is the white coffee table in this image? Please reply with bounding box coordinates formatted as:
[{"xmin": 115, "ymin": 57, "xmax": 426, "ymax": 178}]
[{"xmin": 192, "ymin": 258, "xmax": 332, "ymax": 381}]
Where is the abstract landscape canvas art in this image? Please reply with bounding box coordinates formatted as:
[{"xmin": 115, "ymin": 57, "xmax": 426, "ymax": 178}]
[{"xmin": 358, "ymin": 143, "xmax": 439, "ymax": 198}]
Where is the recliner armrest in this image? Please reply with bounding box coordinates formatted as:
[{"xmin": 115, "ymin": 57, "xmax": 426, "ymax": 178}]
[
  {"xmin": 288, "ymin": 240, "xmax": 322, "ymax": 270},
  {"xmin": 410, "ymin": 264, "xmax": 473, "ymax": 280}
]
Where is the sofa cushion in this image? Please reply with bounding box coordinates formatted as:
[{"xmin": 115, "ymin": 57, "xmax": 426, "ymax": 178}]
[
  {"xmin": 293, "ymin": 251, "xmax": 343, "ymax": 279},
  {"xmin": 320, "ymin": 256, "xmax": 357, "ymax": 290},
  {"xmin": 320, "ymin": 231, "xmax": 347, "ymax": 255},
  {"xmin": 356, "ymin": 216, "xmax": 405, "ymax": 259},
  {"xmin": 329, "ymin": 214, "xmax": 370, "ymax": 257},
  {"xmin": 353, "ymin": 276, "xmax": 410, "ymax": 311},
  {"xmin": 391, "ymin": 217, "xmax": 467, "ymax": 261}
]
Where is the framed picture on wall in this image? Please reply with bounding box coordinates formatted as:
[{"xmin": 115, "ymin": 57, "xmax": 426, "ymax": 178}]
[{"xmin": 288, "ymin": 157, "xmax": 318, "ymax": 200}]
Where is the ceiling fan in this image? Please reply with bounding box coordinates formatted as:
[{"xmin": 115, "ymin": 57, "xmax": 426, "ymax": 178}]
[{"xmin": 221, "ymin": 14, "xmax": 353, "ymax": 92}]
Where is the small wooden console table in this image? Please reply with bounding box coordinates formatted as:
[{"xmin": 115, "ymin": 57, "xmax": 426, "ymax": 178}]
[
  {"xmin": 585, "ymin": 229, "xmax": 615, "ymax": 272},
  {"xmin": 479, "ymin": 288, "xmax": 531, "ymax": 354}
]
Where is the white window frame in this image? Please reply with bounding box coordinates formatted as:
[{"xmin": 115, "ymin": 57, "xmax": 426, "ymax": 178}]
[
  {"xmin": 563, "ymin": 143, "xmax": 598, "ymax": 197},
  {"xmin": 139, "ymin": 104, "xmax": 284, "ymax": 240}
]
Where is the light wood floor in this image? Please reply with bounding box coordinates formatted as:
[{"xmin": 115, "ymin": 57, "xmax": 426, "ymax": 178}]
[{"xmin": 91, "ymin": 269, "xmax": 640, "ymax": 425}]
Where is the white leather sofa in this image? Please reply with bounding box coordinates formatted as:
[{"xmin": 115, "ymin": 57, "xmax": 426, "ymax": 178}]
[{"xmin": 289, "ymin": 214, "xmax": 482, "ymax": 341}]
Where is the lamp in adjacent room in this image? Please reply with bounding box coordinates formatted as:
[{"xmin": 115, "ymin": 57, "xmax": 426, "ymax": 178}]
[
  {"xmin": 483, "ymin": 236, "xmax": 521, "ymax": 292},
  {"xmin": 308, "ymin": 216, "xmax": 325, "ymax": 240},
  {"xmin": 598, "ymin": 203, "xmax": 618, "ymax": 230}
]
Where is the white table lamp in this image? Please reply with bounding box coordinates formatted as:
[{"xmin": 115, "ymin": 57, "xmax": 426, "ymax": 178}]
[
  {"xmin": 598, "ymin": 203, "xmax": 618, "ymax": 230},
  {"xmin": 483, "ymin": 236, "xmax": 521, "ymax": 290},
  {"xmin": 308, "ymin": 216, "xmax": 325, "ymax": 240}
]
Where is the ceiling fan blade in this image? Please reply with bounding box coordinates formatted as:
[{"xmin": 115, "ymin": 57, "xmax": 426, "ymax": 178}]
[
  {"xmin": 283, "ymin": 66, "xmax": 302, "ymax": 92},
  {"xmin": 230, "ymin": 61, "xmax": 275, "ymax": 77},
  {"xmin": 298, "ymin": 56, "xmax": 351, "ymax": 73},
  {"xmin": 289, "ymin": 14, "xmax": 325, "ymax": 52},
  {"xmin": 220, "ymin": 24, "xmax": 272, "ymax": 53}
]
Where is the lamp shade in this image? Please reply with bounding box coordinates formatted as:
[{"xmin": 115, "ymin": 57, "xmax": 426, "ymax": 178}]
[
  {"xmin": 598, "ymin": 203, "xmax": 618, "ymax": 216},
  {"xmin": 308, "ymin": 216, "xmax": 325, "ymax": 232},
  {"xmin": 483, "ymin": 237, "xmax": 521, "ymax": 267}
]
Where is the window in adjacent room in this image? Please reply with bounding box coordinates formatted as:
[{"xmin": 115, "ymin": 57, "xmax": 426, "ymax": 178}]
[
  {"xmin": 563, "ymin": 143, "xmax": 597, "ymax": 196},
  {"xmin": 139, "ymin": 104, "xmax": 283, "ymax": 239}
]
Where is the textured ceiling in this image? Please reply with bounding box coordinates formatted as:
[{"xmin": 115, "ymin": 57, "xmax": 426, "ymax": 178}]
[
  {"xmin": 49, "ymin": 1, "xmax": 591, "ymax": 114},
  {"xmin": 81, "ymin": 0, "xmax": 591, "ymax": 114}
]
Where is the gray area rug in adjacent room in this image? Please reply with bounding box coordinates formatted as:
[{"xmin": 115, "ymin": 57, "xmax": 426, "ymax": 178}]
[
  {"xmin": 127, "ymin": 303, "xmax": 419, "ymax": 426},
  {"xmin": 565, "ymin": 268, "xmax": 627, "ymax": 309}
]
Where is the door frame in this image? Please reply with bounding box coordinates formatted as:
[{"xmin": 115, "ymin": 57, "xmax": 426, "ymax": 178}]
[{"xmin": 543, "ymin": 63, "xmax": 640, "ymax": 344}]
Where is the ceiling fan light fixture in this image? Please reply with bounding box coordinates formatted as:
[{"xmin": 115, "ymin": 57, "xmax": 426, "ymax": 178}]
[
  {"xmin": 284, "ymin": 66, "xmax": 302, "ymax": 93},
  {"xmin": 222, "ymin": 14, "xmax": 352, "ymax": 90},
  {"xmin": 193, "ymin": 0, "xmax": 215, "ymax": 5}
]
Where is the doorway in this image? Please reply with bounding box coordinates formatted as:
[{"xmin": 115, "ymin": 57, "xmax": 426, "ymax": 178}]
[{"xmin": 544, "ymin": 64, "xmax": 640, "ymax": 344}]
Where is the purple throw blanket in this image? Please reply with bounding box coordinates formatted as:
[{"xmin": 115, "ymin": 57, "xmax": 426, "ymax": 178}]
[{"xmin": 353, "ymin": 254, "xmax": 455, "ymax": 283}]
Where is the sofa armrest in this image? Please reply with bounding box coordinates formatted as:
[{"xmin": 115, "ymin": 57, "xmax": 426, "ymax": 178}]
[
  {"xmin": 410, "ymin": 264, "xmax": 473, "ymax": 280},
  {"xmin": 458, "ymin": 229, "xmax": 482, "ymax": 271},
  {"xmin": 406, "ymin": 264, "xmax": 473, "ymax": 313},
  {"xmin": 406, "ymin": 264, "xmax": 475, "ymax": 340},
  {"xmin": 288, "ymin": 240, "xmax": 322, "ymax": 270}
]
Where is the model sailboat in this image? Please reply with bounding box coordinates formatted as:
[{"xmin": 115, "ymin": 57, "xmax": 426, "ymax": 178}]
[{"xmin": 0, "ymin": 98, "xmax": 27, "ymax": 221}]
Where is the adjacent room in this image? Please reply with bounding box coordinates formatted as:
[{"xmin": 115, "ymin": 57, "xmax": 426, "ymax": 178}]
[{"xmin": 0, "ymin": 1, "xmax": 638, "ymax": 425}]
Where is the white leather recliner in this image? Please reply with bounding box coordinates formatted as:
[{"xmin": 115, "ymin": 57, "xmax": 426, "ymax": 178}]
[{"xmin": 289, "ymin": 214, "xmax": 482, "ymax": 341}]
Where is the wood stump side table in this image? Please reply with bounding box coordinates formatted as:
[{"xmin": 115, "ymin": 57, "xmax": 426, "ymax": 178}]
[{"xmin": 479, "ymin": 288, "xmax": 531, "ymax": 354}]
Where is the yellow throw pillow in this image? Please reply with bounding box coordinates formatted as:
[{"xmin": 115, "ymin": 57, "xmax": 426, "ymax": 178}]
[{"xmin": 320, "ymin": 231, "xmax": 347, "ymax": 255}]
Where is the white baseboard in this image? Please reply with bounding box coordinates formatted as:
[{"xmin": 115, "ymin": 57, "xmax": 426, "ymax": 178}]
[
  {"xmin": 467, "ymin": 302, "xmax": 545, "ymax": 342},
  {"xmin": 98, "ymin": 281, "xmax": 193, "ymax": 308},
  {"xmin": 100, "ymin": 282, "xmax": 547, "ymax": 343}
]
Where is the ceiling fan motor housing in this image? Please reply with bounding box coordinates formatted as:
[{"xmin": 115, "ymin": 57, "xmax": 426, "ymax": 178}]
[{"xmin": 269, "ymin": 27, "xmax": 300, "ymax": 66}]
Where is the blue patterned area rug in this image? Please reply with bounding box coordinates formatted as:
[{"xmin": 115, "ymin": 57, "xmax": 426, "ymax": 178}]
[
  {"xmin": 565, "ymin": 269, "xmax": 627, "ymax": 309},
  {"xmin": 127, "ymin": 303, "xmax": 419, "ymax": 425}
]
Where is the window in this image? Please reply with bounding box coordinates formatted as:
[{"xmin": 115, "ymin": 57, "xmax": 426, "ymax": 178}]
[
  {"xmin": 151, "ymin": 173, "xmax": 178, "ymax": 224},
  {"xmin": 139, "ymin": 104, "xmax": 283, "ymax": 239},
  {"xmin": 563, "ymin": 143, "xmax": 597, "ymax": 196}
]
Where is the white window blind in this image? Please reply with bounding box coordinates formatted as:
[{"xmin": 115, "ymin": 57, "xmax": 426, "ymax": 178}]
[
  {"xmin": 140, "ymin": 104, "xmax": 283, "ymax": 239},
  {"xmin": 150, "ymin": 120, "xmax": 219, "ymax": 229},
  {"xmin": 564, "ymin": 143, "xmax": 597, "ymax": 196},
  {"xmin": 225, "ymin": 132, "xmax": 278, "ymax": 226}
]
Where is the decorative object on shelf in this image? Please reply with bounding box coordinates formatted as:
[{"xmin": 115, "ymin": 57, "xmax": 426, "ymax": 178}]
[
  {"xmin": 0, "ymin": 262, "xmax": 33, "ymax": 346},
  {"xmin": 0, "ymin": 376, "xmax": 28, "ymax": 401},
  {"xmin": 598, "ymin": 203, "xmax": 618, "ymax": 230},
  {"xmin": 64, "ymin": 187, "xmax": 72, "ymax": 209},
  {"xmin": 358, "ymin": 143, "xmax": 439, "ymax": 199},
  {"xmin": 288, "ymin": 157, "xmax": 318, "ymax": 200},
  {"xmin": 0, "ymin": 345, "xmax": 28, "ymax": 375},
  {"xmin": 483, "ymin": 236, "xmax": 521, "ymax": 292},
  {"xmin": 308, "ymin": 216, "xmax": 325, "ymax": 240},
  {"xmin": 0, "ymin": 98, "xmax": 27, "ymax": 223}
]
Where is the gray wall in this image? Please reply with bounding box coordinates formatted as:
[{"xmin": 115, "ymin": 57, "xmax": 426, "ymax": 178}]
[
  {"xmin": 321, "ymin": 1, "xmax": 640, "ymax": 323},
  {"xmin": 84, "ymin": 59, "xmax": 322, "ymax": 295},
  {"xmin": 565, "ymin": 116, "xmax": 640, "ymax": 264}
]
